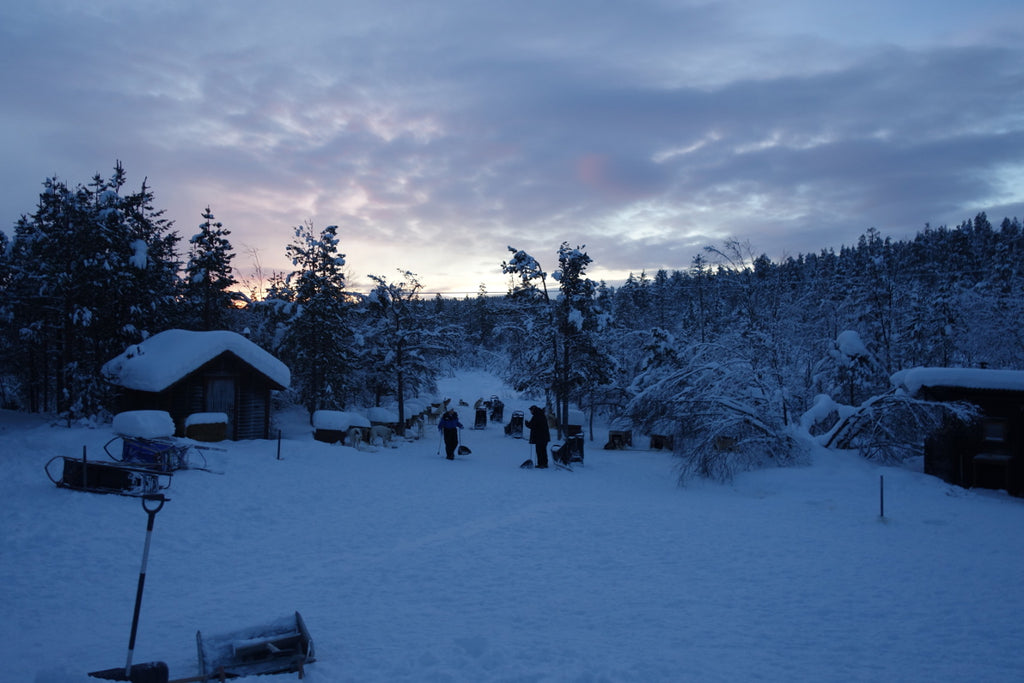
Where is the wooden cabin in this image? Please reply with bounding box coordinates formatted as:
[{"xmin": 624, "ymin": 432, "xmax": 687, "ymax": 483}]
[
  {"xmin": 102, "ymin": 330, "xmax": 291, "ymax": 440},
  {"xmin": 897, "ymin": 367, "xmax": 1024, "ymax": 497}
]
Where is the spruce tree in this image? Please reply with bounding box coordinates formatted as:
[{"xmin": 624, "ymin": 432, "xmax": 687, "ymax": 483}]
[
  {"xmin": 277, "ymin": 222, "xmax": 353, "ymax": 415},
  {"xmin": 4, "ymin": 163, "xmax": 180, "ymax": 417},
  {"xmin": 184, "ymin": 206, "xmax": 240, "ymax": 330}
]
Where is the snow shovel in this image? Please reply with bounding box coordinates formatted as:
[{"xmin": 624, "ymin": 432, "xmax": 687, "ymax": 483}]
[
  {"xmin": 457, "ymin": 431, "xmax": 471, "ymax": 456},
  {"xmin": 89, "ymin": 494, "xmax": 170, "ymax": 683}
]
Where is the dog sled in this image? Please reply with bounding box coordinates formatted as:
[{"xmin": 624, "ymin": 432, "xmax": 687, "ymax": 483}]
[
  {"xmin": 46, "ymin": 448, "xmax": 172, "ymax": 497},
  {"xmin": 105, "ymin": 436, "xmax": 199, "ymax": 473},
  {"xmin": 504, "ymin": 410, "xmax": 524, "ymax": 439},
  {"xmin": 196, "ymin": 612, "xmax": 315, "ymax": 680},
  {"xmin": 552, "ymin": 425, "xmax": 585, "ymax": 469}
]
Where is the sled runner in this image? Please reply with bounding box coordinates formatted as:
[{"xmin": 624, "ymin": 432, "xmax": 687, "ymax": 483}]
[
  {"xmin": 196, "ymin": 612, "xmax": 315, "ymax": 680},
  {"xmin": 46, "ymin": 451, "xmax": 172, "ymax": 497}
]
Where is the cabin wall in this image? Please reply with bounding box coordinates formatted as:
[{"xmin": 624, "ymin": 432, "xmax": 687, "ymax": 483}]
[{"xmin": 922, "ymin": 386, "xmax": 1024, "ymax": 496}]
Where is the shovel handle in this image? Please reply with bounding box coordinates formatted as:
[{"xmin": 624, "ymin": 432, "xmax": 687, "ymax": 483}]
[{"xmin": 142, "ymin": 494, "xmax": 166, "ymax": 516}]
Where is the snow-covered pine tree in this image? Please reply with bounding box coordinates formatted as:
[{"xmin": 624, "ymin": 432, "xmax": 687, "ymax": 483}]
[
  {"xmin": 552, "ymin": 243, "xmax": 613, "ymax": 434},
  {"xmin": 4, "ymin": 163, "xmax": 180, "ymax": 418},
  {"xmin": 499, "ymin": 246, "xmax": 558, "ymax": 407},
  {"xmin": 277, "ymin": 222, "xmax": 354, "ymax": 415},
  {"xmin": 183, "ymin": 206, "xmax": 240, "ymax": 331}
]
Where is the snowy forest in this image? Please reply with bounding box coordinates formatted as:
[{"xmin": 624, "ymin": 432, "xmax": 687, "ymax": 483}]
[{"xmin": 3, "ymin": 163, "xmax": 1023, "ymax": 482}]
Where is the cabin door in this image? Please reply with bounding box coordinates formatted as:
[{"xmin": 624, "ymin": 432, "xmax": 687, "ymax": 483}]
[{"xmin": 206, "ymin": 376, "xmax": 235, "ymax": 439}]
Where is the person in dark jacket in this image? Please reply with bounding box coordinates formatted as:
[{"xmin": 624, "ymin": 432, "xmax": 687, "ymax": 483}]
[
  {"xmin": 437, "ymin": 409, "xmax": 464, "ymax": 460},
  {"xmin": 525, "ymin": 405, "xmax": 550, "ymax": 468}
]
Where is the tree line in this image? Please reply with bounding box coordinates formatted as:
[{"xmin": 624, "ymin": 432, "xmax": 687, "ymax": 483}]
[{"xmin": 2, "ymin": 164, "xmax": 1020, "ymax": 480}]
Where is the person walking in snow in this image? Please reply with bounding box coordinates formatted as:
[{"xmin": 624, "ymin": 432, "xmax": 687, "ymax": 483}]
[
  {"xmin": 438, "ymin": 408, "xmax": 464, "ymax": 460},
  {"xmin": 525, "ymin": 405, "xmax": 550, "ymax": 468}
]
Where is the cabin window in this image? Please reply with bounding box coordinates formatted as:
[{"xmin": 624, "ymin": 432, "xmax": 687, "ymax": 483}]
[{"xmin": 981, "ymin": 419, "xmax": 1007, "ymax": 445}]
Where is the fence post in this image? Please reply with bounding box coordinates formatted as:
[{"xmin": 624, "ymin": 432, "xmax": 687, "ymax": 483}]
[{"xmin": 879, "ymin": 475, "xmax": 885, "ymax": 518}]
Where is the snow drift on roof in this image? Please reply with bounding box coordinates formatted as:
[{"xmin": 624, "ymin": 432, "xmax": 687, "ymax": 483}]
[
  {"xmin": 893, "ymin": 367, "xmax": 1024, "ymax": 395},
  {"xmin": 102, "ymin": 329, "xmax": 290, "ymax": 392}
]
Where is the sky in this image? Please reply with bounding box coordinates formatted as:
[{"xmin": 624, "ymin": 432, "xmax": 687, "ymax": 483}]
[{"xmin": 2, "ymin": 0, "xmax": 1023, "ymax": 295}]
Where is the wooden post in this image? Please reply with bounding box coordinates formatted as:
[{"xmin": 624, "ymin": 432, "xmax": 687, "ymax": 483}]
[
  {"xmin": 276, "ymin": 429, "xmax": 282, "ymax": 460},
  {"xmin": 879, "ymin": 475, "xmax": 885, "ymax": 518}
]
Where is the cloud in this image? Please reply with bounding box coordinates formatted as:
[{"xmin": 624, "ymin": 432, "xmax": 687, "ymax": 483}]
[{"xmin": 1, "ymin": 1, "xmax": 1023, "ymax": 293}]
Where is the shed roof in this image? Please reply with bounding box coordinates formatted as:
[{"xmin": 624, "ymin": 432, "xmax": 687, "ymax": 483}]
[
  {"xmin": 893, "ymin": 367, "xmax": 1024, "ymax": 395},
  {"xmin": 102, "ymin": 329, "xmax": 291, "ymax": 392}
]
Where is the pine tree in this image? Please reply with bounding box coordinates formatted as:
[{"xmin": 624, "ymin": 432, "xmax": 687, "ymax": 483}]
[
  {"xmin": 4, "ymin": 163, "xmax": 180, "ymax": 417},
  {"xmin": 183, "ymin": 206, "xmax": 240, "ymax": 330},
  {"xmin": 499, "ymin": 246, "xmax": 557, "ymax": 409},
  {"xmin": 552, "ymin": 243, "xmax": 613, "ymax": 433},
  {"xmin": 277, "ymin": 222, "xmax": 353, "ymax": 415}
]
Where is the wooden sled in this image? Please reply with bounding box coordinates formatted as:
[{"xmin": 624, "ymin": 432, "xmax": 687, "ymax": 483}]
[
  {"xmin": 196, "ymin": 612, "xmax": 314, "ymax": 680},
  {"xmin": 46, "ymin": 452, "xmax": 171, "ymax": 497}
]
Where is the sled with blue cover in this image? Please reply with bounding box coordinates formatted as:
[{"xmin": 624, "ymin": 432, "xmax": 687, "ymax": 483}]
[{"xmin": 105, "ymin": 436, "xmax": 191, "ymax": 472}]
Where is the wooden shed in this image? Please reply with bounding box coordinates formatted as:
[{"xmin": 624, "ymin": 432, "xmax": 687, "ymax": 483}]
[
  {"xmin": 102, "ymin": 329, "xmax": 291, "ymax": 440},
  {"xmin": 897, "ymin": 367, "xmax": 1024, "ymax": 497}
]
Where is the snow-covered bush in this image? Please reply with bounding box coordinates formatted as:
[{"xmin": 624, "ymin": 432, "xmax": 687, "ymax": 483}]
[
  {"xmin": 818, "ymin": 388, "xmax": 978, "ymax": 463},
  {"xmin": 627, "ymin": 344, "xmax": 807, "ymax": 483}
]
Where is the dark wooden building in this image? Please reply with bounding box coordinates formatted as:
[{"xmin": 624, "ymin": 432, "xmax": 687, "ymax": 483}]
[
  {"xmin": 898, "ymin": 367, "xmax": 1024, "ymax": 497},
  {"xmin": 102, "ymin": 330, "xmax": 291, "ymax": 440}
]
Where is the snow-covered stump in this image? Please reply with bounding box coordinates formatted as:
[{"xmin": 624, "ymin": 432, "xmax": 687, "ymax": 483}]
[{"xmin": 185, "ymin": 412, "xmax": 229, "ymax": 442}]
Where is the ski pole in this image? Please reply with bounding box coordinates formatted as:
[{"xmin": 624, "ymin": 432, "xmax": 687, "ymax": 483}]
[{"xmin": 124, "ymin": 494, "xmax": 166, "ymax": 676}]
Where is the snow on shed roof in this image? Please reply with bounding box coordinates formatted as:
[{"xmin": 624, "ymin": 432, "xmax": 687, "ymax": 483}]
[
  {"xmin": 102, "ymin": 329, "xmax": 290, "ymax": 392},
  {"xmin": 893, "ymin": 367, "xmax": 1024, "ymax": 395}
]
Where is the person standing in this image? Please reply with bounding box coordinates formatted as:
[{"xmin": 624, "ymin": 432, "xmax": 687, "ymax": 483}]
[
  {"xmin": 525, "ymin": 405, "xmax": 550, "ymax": 468},
  {"xmin": 437, "ymin": 409, "xmax": 464, "ymax": 460}
]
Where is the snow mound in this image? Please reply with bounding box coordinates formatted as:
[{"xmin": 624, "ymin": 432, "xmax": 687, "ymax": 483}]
[
  {"xmin": 111, "ymin": 410, "xmax": 175, "ymax": 438},
  {"xmin": 312, "ymin": 410, "xmax": 370, "ymax": 430}
]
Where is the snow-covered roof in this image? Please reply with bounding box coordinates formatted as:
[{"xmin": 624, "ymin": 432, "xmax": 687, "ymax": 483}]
[
  {"xmin": 312, "ymin": 410, "xmax": 370, "ymax": 430},
  {"xmin": 893, "ymin": 367, "xmax": 1024, "ymax": 395},
  {"xmin": 102, "ymin": 329, "xmax": 290, "ymax": 392}
]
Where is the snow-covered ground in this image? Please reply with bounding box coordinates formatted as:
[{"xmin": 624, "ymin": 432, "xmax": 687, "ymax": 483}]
[{"xmin": 3, "ymin": 370, "xmax": 1023, "ymax": 682}]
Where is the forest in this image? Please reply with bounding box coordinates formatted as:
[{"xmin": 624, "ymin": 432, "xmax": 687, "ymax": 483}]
[{"xmin": 2, "ymin": 163, "xmax": 1022, "ymax": 481}]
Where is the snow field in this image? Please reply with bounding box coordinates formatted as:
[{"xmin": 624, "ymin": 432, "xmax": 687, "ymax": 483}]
[{"xmin": 3, "ymin": 371, "xmax": 1023, "ymax": 681}]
